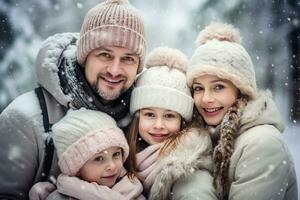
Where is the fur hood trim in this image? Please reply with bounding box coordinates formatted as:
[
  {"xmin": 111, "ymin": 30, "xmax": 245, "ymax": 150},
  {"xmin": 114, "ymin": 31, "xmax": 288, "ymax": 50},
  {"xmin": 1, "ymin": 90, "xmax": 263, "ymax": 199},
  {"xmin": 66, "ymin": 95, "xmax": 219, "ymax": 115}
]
[
  {"xmin": 35, "ymin": 33, "xmax": 79, "ymax": 107},
  {"xmin": 149, "ymin": 128, "xmax": 213, "ymax": 200},
  {"xmin": 239, "ymin": 90, "xmax": 285, "ymax": 135}
]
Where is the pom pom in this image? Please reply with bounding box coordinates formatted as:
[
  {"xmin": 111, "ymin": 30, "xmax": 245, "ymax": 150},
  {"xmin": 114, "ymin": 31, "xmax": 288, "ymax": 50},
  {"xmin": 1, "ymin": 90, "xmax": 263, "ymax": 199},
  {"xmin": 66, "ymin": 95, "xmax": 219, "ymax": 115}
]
[
  {"xmin": 145, "ymin": 47, "xmax": 188, "ymax": 72},
  {"xmin": 195, "ymin": 22, "xmax": 241, "ymax": 46}
]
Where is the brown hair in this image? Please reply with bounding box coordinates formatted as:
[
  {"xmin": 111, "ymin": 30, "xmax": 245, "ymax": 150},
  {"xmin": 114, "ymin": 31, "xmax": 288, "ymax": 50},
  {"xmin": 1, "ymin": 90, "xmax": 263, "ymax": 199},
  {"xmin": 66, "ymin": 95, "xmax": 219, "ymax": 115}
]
[
  {"xmin": 210, "ymin": 97, "xmax": 248, "ymax": 199},
  {"xmin": 125, "ymin": 114, "xmax": 142, "ymax": 180}
]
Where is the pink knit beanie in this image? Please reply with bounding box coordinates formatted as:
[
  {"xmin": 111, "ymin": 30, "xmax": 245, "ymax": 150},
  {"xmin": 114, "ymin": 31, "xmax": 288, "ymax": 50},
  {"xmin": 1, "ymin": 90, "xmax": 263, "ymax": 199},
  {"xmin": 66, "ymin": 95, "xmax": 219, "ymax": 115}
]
[
  {"xmin": 130, "ymin": 47, "xmax": 194, "ymax": 121},
  {"xmin": 76, "ymin": 0, "xmax": 146, "ymax": 73},
  {"xmin": 52, "ymin": 108, "xmax": 129, "ymax": 176},
  {"xmin": 187, "ymin": 22, "xmax": 257, "ymax": 99}
]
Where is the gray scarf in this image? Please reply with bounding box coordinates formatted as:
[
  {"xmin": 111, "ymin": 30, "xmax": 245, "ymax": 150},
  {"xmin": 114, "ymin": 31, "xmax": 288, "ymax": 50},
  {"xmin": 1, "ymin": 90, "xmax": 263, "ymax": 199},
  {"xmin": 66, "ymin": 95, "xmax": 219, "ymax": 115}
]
[{"xmin": 58, "ymin": 53, "xmax": 131, "ymax": 122}]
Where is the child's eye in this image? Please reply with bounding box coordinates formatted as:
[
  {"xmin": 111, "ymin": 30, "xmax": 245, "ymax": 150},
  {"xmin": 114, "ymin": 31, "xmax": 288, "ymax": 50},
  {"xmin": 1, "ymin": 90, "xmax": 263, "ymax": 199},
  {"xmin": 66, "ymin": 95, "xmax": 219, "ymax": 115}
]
[
  {"xmin": 94, "ymin": 156, "xmax": 104, "ymax": 162},
  {"xmin": 164, "ymin": 113, "xmax": 176, "ymax": 118},
  {"xmin": 113, "ymin": 151, "xmax": 122, "ymax": 158},
  {"xmin": 144, "ymin": 112, "xmax": 155, "ymax": 118}
]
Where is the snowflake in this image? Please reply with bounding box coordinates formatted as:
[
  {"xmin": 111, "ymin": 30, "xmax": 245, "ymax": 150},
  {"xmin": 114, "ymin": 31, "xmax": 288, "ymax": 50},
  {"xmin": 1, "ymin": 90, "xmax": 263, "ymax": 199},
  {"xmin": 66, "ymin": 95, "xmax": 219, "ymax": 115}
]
[
  {"xmin": 8, "ymin": 145, "xmax": 21, "ymax": 161},
  {"xmin": 77, "ymin": 3, "xmax": 83, "ymax": 9}
]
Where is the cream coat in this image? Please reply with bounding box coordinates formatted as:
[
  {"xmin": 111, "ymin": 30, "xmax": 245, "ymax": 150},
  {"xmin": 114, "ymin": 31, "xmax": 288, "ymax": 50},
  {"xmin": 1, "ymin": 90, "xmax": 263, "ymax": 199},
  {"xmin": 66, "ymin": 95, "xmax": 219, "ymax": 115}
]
[
  {"xmin": 172, "ymin": 91, "xmax": 297, "ymax": 200},
  {"xmin": 227, "ymin": 91, "xmax": 297, "ymax": 200}
]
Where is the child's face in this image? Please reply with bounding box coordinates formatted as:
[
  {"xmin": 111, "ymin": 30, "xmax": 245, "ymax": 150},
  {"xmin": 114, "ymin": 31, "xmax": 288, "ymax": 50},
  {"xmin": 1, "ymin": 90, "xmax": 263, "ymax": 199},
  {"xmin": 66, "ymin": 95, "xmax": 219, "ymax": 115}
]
[
  {"xmin": 138, "ymin": 107, "xmax": 181, "ymax": 145},
  {"xmin": 192, "ymin": 74, "xmax": 239, "ymax": 126},
  {"xmin": 78, "ymin": 146, "xmax": 123, "ymax": 188}
]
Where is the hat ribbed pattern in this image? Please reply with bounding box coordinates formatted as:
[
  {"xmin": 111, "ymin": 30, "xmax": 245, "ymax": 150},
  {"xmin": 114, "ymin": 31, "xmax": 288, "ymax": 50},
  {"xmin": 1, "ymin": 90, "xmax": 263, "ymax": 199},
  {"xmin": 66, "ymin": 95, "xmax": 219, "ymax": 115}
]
[
  {"xmin": 52, "ymin": 108, "xmax": 130, "ymax": 175},
  {"xmin": 187, "ymin": 22, "xmax": 257, "ymax": 99},
  {"xmin": 52, "ymin": 108, "xmax": 118, "ymax": 157},
  {"xmin": 130, "ymin": 65, "xmax": 194, "ymax": 121},
  {"xmin": 58, "ymin": 128, "xmax": 129, "ymax": 176},
  {"xmin": 187, "ymin": 39, "xmax": 257, "ymax": 99},
  {"xmin": 77, "ymin": 0, "xmax": 146, "ymax": 73}
]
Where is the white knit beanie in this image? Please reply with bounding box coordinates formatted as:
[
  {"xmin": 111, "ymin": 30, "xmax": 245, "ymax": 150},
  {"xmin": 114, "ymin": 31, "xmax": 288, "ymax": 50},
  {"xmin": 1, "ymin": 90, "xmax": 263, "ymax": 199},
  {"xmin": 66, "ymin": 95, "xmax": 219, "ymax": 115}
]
[
  {"xmin": 52, "ymin": 108, "xmax": 129, "ymax": 176},
  {"xmin": 130, "ymin": 47, "xmax": 194, "ymax": 121},
  {"xmin": 77, "ymin": 0, "xmax": 146, "ymax": 73},
  {"xmin": 186, "ymin": 22, "xmax": 257, "ymax": 99}
]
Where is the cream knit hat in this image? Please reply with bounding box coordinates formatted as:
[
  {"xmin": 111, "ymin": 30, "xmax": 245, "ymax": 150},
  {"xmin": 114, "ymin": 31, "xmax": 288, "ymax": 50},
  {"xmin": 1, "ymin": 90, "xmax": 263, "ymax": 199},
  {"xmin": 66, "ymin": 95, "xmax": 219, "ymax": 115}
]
[
  {"xmin": 77, "ymin": 0, "xmax": 146, "ymax": 73},
  {"xmin": 52, "ymin": 108, "xmax": 129, "ymax": 176},
  {"xmin": 130, "ymin": 47, "xmax": 194, "ymax": 121},
  {"xmin": 186, "ymin": 22, "xmax": 257, "ymax": 99}
]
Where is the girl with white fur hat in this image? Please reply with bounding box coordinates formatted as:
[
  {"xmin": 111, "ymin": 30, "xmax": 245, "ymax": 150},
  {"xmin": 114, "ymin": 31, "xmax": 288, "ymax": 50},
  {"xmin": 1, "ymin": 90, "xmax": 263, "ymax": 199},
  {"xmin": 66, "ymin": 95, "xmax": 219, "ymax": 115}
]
[
  {"xmin": 184, "ymin": 22, "xmax": 297, "ymax": 200},
  {"xmin": 127, "ymin": 47, "xmax": 215, "ymax": 199},
  {"xmin": 33, "ymin": 108, "xmax": 145, "ymax": 200}
]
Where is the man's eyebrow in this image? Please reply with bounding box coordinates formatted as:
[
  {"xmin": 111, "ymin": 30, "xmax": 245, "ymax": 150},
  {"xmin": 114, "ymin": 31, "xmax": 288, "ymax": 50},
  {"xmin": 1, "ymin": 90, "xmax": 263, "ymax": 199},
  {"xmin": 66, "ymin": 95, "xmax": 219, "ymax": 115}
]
[
  {"xmin": 125, "ymin": 53, "xmax": 138, "ymax": 57},
  {"xmin": 97, "ymin": 47, "xmax": 113, "ymax": 52}
]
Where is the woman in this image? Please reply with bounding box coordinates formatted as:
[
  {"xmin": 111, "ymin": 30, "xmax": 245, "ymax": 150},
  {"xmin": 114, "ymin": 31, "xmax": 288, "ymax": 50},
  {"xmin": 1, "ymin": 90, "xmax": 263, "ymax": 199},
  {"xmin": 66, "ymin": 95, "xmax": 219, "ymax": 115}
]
[{"xmin": 184, "ymin": 22, "xmax": 297, "ymax": 200}]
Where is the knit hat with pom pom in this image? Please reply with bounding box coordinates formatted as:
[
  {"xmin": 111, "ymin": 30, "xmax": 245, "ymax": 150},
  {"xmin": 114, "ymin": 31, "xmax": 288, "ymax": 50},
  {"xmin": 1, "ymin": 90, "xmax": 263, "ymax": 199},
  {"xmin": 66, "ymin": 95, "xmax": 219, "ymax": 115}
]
[
  {"xmin": 52, "ymin": 108, "xmax": 129, "ymax": 176},
  {"xmin": 130, "ymin": 47, "xmax": 194, "ymax": 121},
  {"xmin": 187, "ymin": 22, "xmax": 257, "ymax": 99},
  {"xmin": 77, "ymin": 0, "xmax": 146, "ymax": 73}
]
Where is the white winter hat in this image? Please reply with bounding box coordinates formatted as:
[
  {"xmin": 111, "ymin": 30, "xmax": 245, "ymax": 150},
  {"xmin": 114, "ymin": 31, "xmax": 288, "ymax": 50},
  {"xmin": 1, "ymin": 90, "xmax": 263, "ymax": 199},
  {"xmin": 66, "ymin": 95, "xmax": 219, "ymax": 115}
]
[
  {"xmin": 186, "ymin": 22, "xmax": 257, "ymax": 99},
  {"xmin": 52, "ymin": 108, "xmax": 129, "ymax": 176},
  {"xmin": 130, "ymin": 47, "xmax": 194, "ymax": 121}
]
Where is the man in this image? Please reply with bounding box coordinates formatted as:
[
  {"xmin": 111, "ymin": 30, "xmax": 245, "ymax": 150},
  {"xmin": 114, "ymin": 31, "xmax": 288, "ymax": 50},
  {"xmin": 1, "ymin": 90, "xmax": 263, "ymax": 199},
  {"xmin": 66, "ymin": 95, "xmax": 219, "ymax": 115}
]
[{"xmin": 0, "ymin": 0, "xmax": 146, "ymax": 199}]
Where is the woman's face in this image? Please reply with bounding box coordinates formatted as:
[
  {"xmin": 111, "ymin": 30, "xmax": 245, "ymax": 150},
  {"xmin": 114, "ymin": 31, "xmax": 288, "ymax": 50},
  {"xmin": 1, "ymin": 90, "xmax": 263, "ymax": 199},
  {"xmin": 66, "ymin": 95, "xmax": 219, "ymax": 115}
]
[
  {"xmin": 138, "ymin": 107, "xmax": 181, "ymax": 145},
  {"xmin": 192, "ymin": 74, "xmax": 239, "ymax": 126}
]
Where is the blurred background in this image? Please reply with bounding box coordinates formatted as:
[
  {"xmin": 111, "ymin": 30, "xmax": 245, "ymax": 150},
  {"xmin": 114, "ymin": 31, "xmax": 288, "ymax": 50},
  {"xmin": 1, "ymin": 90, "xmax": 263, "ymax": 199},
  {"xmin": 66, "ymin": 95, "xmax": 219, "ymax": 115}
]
[{"xmin": 0, "ymin": 0, "xmax": 299, "ymax": 196}]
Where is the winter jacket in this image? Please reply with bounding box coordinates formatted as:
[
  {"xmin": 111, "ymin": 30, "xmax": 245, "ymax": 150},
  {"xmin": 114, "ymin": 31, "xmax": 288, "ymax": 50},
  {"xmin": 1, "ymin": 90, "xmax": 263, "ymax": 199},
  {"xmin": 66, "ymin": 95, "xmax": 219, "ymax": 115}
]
[
  {"xmin": 148, "ymin": 128, "xmax": 216, "ymax": 200},
  {"xmin": 46, "ymin": 173, "xmax": 145, "ymax": 200},
  {"xmin": 173, "ymin": 91, "xmax": 298, "ymax": 200},
  {"xmin": 0, "ymin": 33, "xmax": 132, "ymax": 200}
]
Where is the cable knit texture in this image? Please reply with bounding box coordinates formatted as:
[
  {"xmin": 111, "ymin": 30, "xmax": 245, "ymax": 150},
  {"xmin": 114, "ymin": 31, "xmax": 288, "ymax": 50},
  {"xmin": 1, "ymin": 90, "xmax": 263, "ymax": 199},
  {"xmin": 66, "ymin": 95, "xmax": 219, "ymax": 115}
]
[{"xmin": 52, "ymin": 108, "xmax": 129, "ymax": 176}]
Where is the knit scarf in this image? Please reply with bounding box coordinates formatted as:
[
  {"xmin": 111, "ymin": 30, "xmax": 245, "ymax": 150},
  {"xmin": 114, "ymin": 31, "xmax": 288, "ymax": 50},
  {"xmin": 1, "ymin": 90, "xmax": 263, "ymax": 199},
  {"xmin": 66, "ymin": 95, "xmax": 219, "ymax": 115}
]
[
  {"xmin": 206, "ymin": 97, "xmax": 248, "ymax": 200},
  {"xmin": 58, "ymin": 55, "xmax": 131, "ymax": 122}
]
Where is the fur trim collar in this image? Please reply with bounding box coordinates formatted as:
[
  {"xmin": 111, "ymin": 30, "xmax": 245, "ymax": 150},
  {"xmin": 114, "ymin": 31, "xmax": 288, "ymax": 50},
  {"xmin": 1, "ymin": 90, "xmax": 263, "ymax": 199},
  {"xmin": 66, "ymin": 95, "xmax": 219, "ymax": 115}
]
[
  {"xmin": 149, "ymin": 128, "xmax": 213, "ymax": 200},
  {"xmin": 239, "ymin": 90, "xmax": 284, "ymax": 134}
]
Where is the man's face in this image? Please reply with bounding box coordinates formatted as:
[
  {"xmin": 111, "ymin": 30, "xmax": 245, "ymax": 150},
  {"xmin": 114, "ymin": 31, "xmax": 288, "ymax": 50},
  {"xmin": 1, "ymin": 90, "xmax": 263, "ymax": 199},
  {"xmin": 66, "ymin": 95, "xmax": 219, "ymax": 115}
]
[{"xmin": 84, "ymin": 46, "xmax": 139, "ymax": 101}]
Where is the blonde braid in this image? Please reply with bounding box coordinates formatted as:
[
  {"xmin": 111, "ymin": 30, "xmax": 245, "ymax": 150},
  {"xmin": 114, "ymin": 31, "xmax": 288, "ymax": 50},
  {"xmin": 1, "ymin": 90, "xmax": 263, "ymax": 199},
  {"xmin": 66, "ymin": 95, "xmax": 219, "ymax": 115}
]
[{"xmin": 213, "ymin": 97, "xmax": 247, "ymax": 200}]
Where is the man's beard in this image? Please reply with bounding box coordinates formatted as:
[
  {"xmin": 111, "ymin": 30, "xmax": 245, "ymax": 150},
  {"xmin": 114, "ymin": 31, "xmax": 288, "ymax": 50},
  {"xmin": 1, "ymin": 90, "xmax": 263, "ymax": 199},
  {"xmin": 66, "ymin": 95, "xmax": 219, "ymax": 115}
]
[{"xmin": 92, "ymin": 77, "xmax": 126, "ymax": 101}]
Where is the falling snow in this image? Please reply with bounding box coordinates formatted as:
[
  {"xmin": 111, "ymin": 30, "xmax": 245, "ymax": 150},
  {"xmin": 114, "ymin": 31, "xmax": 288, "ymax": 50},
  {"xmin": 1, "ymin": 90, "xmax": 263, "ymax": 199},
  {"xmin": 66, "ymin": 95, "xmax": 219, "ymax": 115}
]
[
  {"xmin": 0, "ymin": 0, "xmax": 299, "ymax": 198},
  {"xmin": 8, "ymin": 145, "xmax": 21, "ymax": 161}
]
